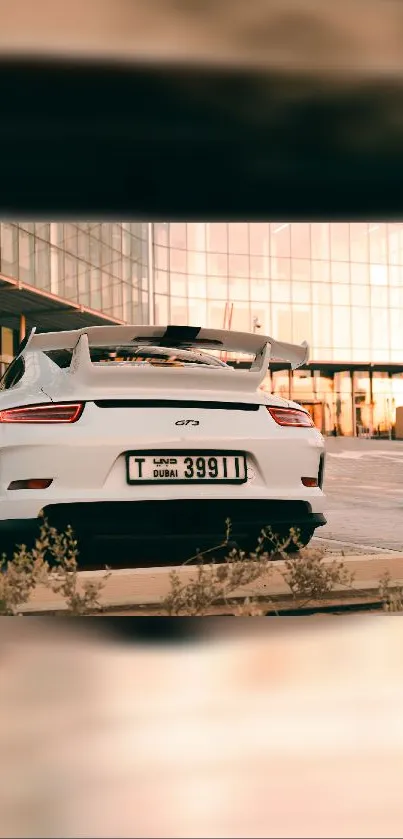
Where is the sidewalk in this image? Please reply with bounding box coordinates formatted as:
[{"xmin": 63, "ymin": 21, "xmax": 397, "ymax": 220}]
[{"xmin": 21, "ymin": 552, "xmax": 403, "ymax": 614}]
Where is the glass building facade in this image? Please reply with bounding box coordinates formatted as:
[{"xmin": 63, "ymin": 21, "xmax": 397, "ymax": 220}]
[
  {"xmin": 1, "ymin": 221, "xmax": 403, "ymax": 436},
  {"xmin": 152, "ymin": 223, "xmax": 403, "ymax": 437},
  {"xmin": 0, "ymin": 222, "xmax": 149, "ymax": 322}
]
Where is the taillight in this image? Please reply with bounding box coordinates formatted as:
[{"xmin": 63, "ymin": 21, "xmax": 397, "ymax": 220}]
[
  {"xmin": 267, "ymin": 407, "xmax": 314, "ymax": 427},
  {"xmin": 8, "ymin": 479, "xmax": 53, "ymax": 490},
  {"xmin": 0, "ymin": 403, "xmax": 84, "ymax": 423}
]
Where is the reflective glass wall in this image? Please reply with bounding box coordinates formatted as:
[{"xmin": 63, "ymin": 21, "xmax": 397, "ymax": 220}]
[
  {"xmin": 153, "ymin": 222, "xmax": 403, "ymax": 364},
  {"xmin": 152, "ymin": 222, "xmax": 403, "ymax": 436},
  {"xmin": 0, "ymin": 222, "xmax": 149, "ymax": 323}
]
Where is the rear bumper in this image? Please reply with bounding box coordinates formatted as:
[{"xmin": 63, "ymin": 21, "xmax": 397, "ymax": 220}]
[{"xmin": 0, "ymin": 499, "xmax": 326, "ymax": 544}]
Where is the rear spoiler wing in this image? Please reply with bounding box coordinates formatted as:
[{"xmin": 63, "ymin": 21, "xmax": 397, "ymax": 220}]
[{"xmin": 26, "ymin": 325, "xmax": 309, "ymax": 370}]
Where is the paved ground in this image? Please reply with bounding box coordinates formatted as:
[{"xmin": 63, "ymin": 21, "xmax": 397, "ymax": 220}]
[{"xmin": 315, "ymin": 438, "xmax": 403, "ymax": 551}]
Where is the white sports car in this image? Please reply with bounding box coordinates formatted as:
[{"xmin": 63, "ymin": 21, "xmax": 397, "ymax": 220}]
[{"xmin": 0, "ymin": 325, "xmax": 326, "ymax": 563}]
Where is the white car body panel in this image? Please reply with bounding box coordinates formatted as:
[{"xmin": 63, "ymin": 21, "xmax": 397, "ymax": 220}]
[{"xmin": 0, "ymin": 325, "xmax": 325, "ymax": 557}]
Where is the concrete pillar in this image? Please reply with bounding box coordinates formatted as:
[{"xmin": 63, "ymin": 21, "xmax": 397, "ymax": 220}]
[{"xmin": 19, "ymin": 313, "xmax": 26, "ymax": 343}]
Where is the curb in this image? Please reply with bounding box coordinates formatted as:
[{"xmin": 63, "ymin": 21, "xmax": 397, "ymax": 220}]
[
  {"xmin": 19, "ymin": 579, "xmax": 398, "ymax": 616},
  {"xmin": 17, "ymin": 551, "xmax": 403, "ymax": 616}
]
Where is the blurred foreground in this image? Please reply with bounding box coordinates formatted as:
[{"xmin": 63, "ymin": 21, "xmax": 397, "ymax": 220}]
[{"xmin": 0, "ymin": 618, "xmax": 402, "ymax": 838}]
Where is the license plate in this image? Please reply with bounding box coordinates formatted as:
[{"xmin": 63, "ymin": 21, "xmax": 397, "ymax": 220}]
[{"xmin": 126, "ymin": 451, "xmax": 247, "ymax": 484}]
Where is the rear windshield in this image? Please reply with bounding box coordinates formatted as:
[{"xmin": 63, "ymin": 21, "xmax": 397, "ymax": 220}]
[{"xmin": 44, "ymin": 345, "xmax": 230, "ymax": 369}]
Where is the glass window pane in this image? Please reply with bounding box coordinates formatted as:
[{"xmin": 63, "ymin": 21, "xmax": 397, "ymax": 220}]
[
  {"xmin": 170, "ymin": 298, "xmax": 188, "ymax": 323},
  {"xmin": 250, "ymin": 278, "xmax": 270, "ymax": 302},
  {"xmin": 110, "ymin": 253, "xmax": 122, "ymax": 281},
  {"xmin": 111, "ymin": 281, "xmax": 123, "ymax": 319},
  {"xmin": 368, "ymin": 223, "xmax": 387, "ymax": 264},
  {"xmin": 228, "ymin": 254, "xmax": 249, "ymax": 277},
  {"xmin": 311, "ymin": 283, "xmax": 331, "ymax": 304},
  {"xmin": 249, "ymin": 224, "xmax": 270, "ymax": 256},
  {"xmin": 1, "ymin": 223, "xmax": 18, "ymax": 277},
  {"xmin": 64, "ymin": 255, "xmax": 78, "ymax": 301},
  {"xmin": 389, "ymin": 287, "xmax": 403, "ymax": 307},
  {"xmin": 250, "ymin": 303, "xmax": 270, "ymax": 333},
  {"xmin": 35, "ymin": 222, "xmax": 50, "ymax": 240},
  {"xmin": 271, "ymin": 223, "xmax": 290, "ymax": 258},
  {"xmin": 271, "ymin": 281, "xmax": 291, "ymax": 303},
  {"xmin": 230, "ymin": 303, "xmax": 250, "ymax": 332},
  {"xmin": 155, "ymin": 245, "xmax": 168, "ymax": 270},
  {"xmin": 169, "ymin": 223, "xmax": 187, "ymax": 250},
  {"xmin": 154, "ymin": 222, "xmax": 169, "ymax": 246},
  {"xmin": 100, "ymin": 224, "xmax": 112, "ymax": 247},
  {"xmin": 18, "ymin": 230, "xmax": 34, "ymax": 284},
  {"xmin": 292, "ymin": 282, "xmax": 311, "ymax": 303},
  {"xmin": 331, "ymin": 261, "xmax": 350, "ymax": 283},
  {"xmin": 332, "ymin": 305, "xmax": 351, "ymax": 349},
  {"xmin": 90, "ymin": 236, "xmax": 101, "ymax": 266},
  {"xmin": 101, "ymin": 274, "xmax": 112, "ymax": 311},
  {"xmin": 371, "ymin": 309, "xmax": 389, "ymax": 350},
  {"xmin": 207, "ymin": 301, "xmax": 228, "ymax": 329},
  {"xmin": 90, "ymin": 267, "xmax": 101, "ymax": 309},
  {"xmin": 186, "ymin": 223, "xmax": 206, "ymax": 252},
  {"xmin": 351, "ymin": 284, "xmax": 370, "ymax": 306},
  {"xmin": 388, "ymin": 223, "xmax": 403, "ymax": 265},
  {"xmin": 207, "ymin": 276, "xmax": 227, "ymax": 300},
  {"xmin": 351, "ymin": 263, "xmax": 369, "ymax": 285},
  {"xmin": 187, "ymin": 249, "xmax": 206, "ymax": 276},
  {"xmin": 207, "ymin": 252, "xmax": 227, "ymax": 276},
  {"xmin": 330, "ymin": 223, "xmax": 350, "ymax": 261},
  {"xmin": 312, "ymin": 305, "xmax": 332, "ymax": 348},
  {"xmin": 154, "ymin": 294, "xmax": 169, "ymax": 324},
  {"xmin": 250, "ymin": 255, "xmax": 268, "ymax": 278},
  {"xmin": 206, "ymin": 223, "xmax": 227, "ymax": 253},
  {"xmin": 350, "ymin": 223, "xmax": 369, "ymax": 262},
  {"xmin": 111, "ymin": 224, "xmax": 122, "ymax": 252},
  {"xmin": 332, "ymin": 284, "xmax": 350, "ymax": 305},
  {"xmin": 271, "ymin": 257, "xmax": 290, "ymax": 280},
  {"xmin": 63, "ymin": 223, "xmax": 78, "ymax": 255},
  {"xmin": 228, "ymin": 223, "xmax": 249, "ymax": 254},
  {"xmin": 311, "ymin": 223, "xmax": 330, "ymax": 260},
  {"xmin": 76, "ymin": 231, "xmax": 89, "ymax": 262},
  {"xmin": 291, "ymin": 259, "xmax": 310, "ymax": 281},
  {"xmin": 311, "ymin": 260, "xmax": 330, "ymax": 282},
  {"xmin": 169, "ymin": 247, "xmax": 187, "ymax": 273},
  {"xmin": 271, "ymin": 304, "xmax": 292, "ymax": 342},
  {"xmin": 370, "ymin": 264, "xmax": 388, "ymax": 285},
  {"xmin": 170, "ymin": 272, "xmax": 187, "ymax": 297},
  {"xmin": 77, "ymin": 261, "xmax": 90, "ymax": 306},
  {"xmin": 389, "ymin": 265, "xmax": 403, "ymax": 285},
  {"xmin": 34, "ymin": 238, "xmax": 50, "ymax": 290},
  {"xmin": 228, "ymin": 277, "xmax": 249, "ymax": 301},
  {"xmin": 292, "ymin": 306, "xmax": 312, "ymax": 344},
  {"xmin": 188, "ymin": 274, "xmax": 206, "ymax": 298},
  {"xmin": 371, "ymin": 286, "xmax": 388, "ymax": 307},
  {"xmin": 390, "ymin": 310, "xmax": 403, "ymax": 350},
  {"xmin": 188, "ymin": 298, "xmax": 207, "ymax": 326},
  {"xmin": 290, "ymin": 224, "xmax": 310, "ymax": 259},
  {"xmin": 155, "ymin": 269, "xmax": 169, "ymax": 295},
  {"xmin": 89, "ymin": 223, "xmax": 101, "ymax": 240}
]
